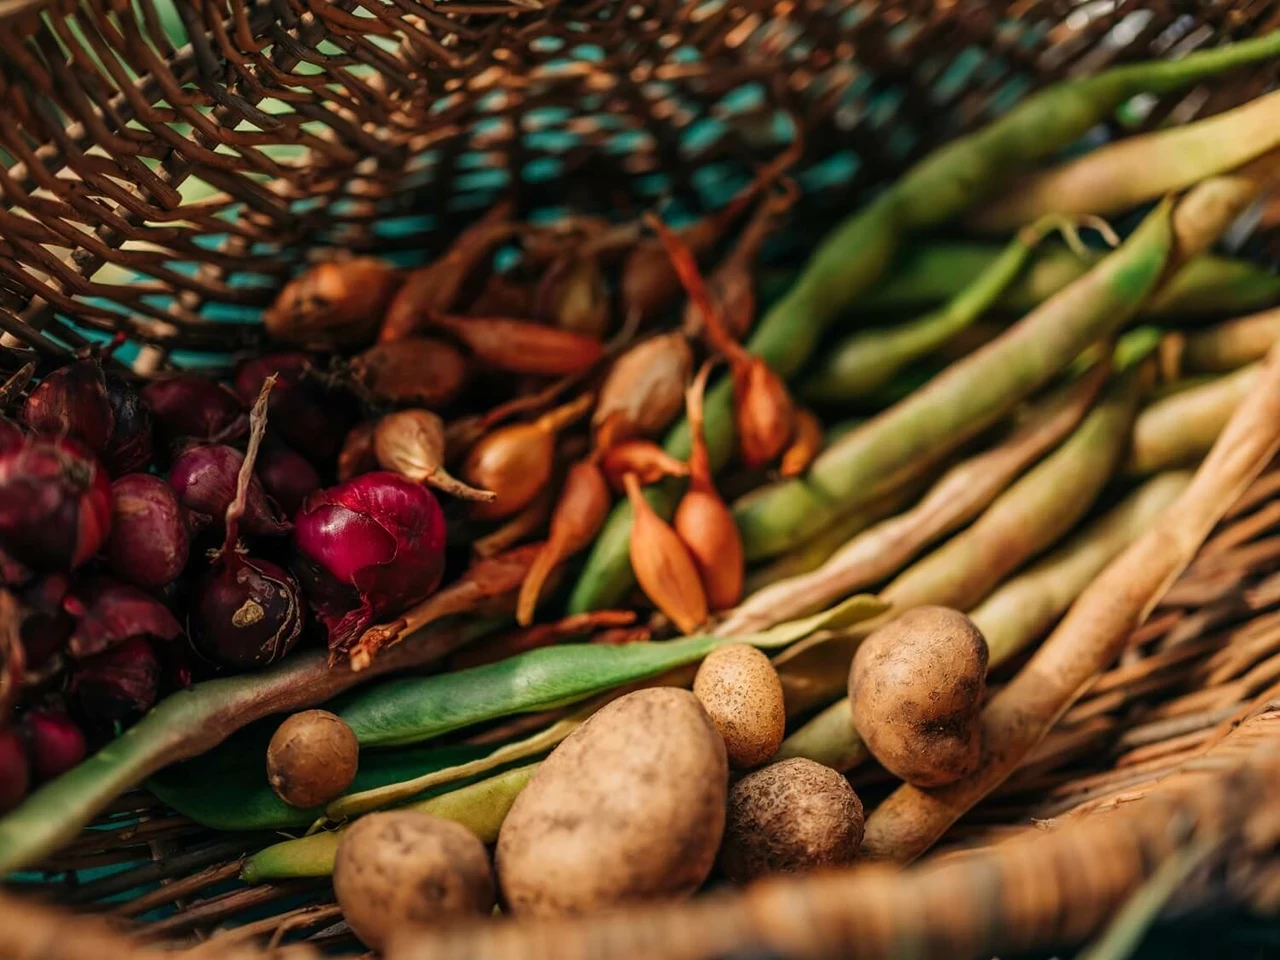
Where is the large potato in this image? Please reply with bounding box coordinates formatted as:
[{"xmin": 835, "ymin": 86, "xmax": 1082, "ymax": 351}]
[
  {"xmin": 849, "ymin": 606, "xmax": 988, "ymax": 787},
  {"xmin": 496, "ymin": 687, "xmax": 728, "ymax": 917},
  {"xmin": 333, "ymin": 810, "xmax": 494, "ymax": 951}
]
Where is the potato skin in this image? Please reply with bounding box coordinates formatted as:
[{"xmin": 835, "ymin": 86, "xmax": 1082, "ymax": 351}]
[
  {"xmin": 849, "ymin": 606, "xmax": 988, "ymax": 787},
  {"xmin": 333, "ymin": 811, "xmax": 495, "ymax": 951},
  {"xmin": 496, "ymin": 687, "xmax": 728, "ymax": 917},
  {"xmin": 719, "ymin": 758, "xmax": 864, "ymax": 884},
  {"xmin": 266, "ymin": 709, "xmax": 359, "ymax": 809},
  {"xmin": 693, "ymin": 644, "xmax": 786, "ymax": 768}
]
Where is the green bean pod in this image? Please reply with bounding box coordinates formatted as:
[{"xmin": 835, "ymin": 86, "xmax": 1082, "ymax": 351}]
[
  {"xmin": 778, "ymin": 471, "xmax": 1191, "ymax": 770},
  {"xmin": 803, "ymin": 215, "xmax": 1086, "ymax": 404},
  {"xmin": 1126, "ymin": 364, "xmax": 1260, "ymax": 475},
  {"xmin": 738, "ymin": 201, "xmax": 1174, "ymax": 559},
  {"xmin": 241, "ymin": 764, "xmax": 538, "ymax": 883},
  {"xmin": 567, "ymin": 31, "xmax": 1280, "ymax": 612},
  {"xmin": 862, "ymin": 244, "xmax": 1280, "ymax": 318},
  {"xmin": 336, "ymin": 595, "xmax": 884, "ymax": 748},
  {"xmin": 774, "ymin": 363, "xmax": 1148, "ymax": 718}
]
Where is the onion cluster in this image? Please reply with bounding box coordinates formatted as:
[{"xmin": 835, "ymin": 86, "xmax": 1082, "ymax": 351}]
[{"xmin": 0, "ymin": 350, "xmax": 450, "ymax": 812}]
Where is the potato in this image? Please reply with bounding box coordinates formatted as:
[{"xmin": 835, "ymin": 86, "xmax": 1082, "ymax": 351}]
[
  {"xmin": 719, "ymin": 758, "xmax": 864, "ymax": 883},
  {"xmin": 266, "ymin": 709, "xmax": 358, "ymax": 808},
  {"xmin": 496, "ymin": 687, "xmax": 728, "ymax": 917},
  {"xmin": 849, "ymin": 606, "xmax": 988, "ymax": 787},
  {"xmin": 693, "ymin": 644, "xmax": 785, "ymax": 768},
  {"xmin": 333, "ymin": 810, "xmax": 494, "ymax": 951}
]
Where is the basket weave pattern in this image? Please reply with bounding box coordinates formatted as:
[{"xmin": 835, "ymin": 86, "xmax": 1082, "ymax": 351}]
[
  {"xmin": 3, "ymin": 0, "xmax": 1278, "ymax": 368},
  {"xmin": 4, "ymin": 1, "xmax": 1280, "ymax": 957}
]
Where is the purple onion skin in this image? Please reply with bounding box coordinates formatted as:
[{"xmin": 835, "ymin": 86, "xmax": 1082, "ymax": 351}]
[
  {"xmin": 102, "ymin": 377, "xmax": 154, "ymax": 476},
  {"xmin": 294, "ymin": 472, "xmax": 446, "ymax": 651},
  {"xmin": 20, "ymin": 709, "xmax": 87, "ymax": 782},
  {"xmin": 0, "ymin": 417, "xmax": 24, "ymax": 454},
  {"xmin": 0, "ymin": 729, "xmax": 28, "ymax": 813},
  {"xmin": 0, "ymin": 437, "xmax": 112, "ymax": 575},
  {"xmin": 168, "ymin": 444, "xmax": 290, "ymax": 537},
  {"xmin": 235, "ymin": 354, "xmax": 357, "ymax": 465},
  {"xmin": 22, "ymin": 360, "xmax": 115, "ymax": 456},
  {"xmin": 70, "ymin": 636, "xmax": 160, "ymax": 723},
  {"xmin": 106, "ymin": 474, "xmax": 190, "ymax": 588},
  {"xmin": 64, "ymin": 575, "xmax": 183, "ymax": 660},
  {"xmin": 142, "ymin": 375, "xmax": 246, "ymax": 450},
  {"xmin": 190, "ymin": 557, "xmax": 304, "ymax": 670},
  {"xmin": 257, "ymin": 443, "xmax": 321, "ymax": 518}
]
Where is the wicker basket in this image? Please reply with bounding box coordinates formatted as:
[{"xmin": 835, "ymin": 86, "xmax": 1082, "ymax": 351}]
[{"xmin": 5, "ymin": 1, "xmax": 1280, "ymax": 957}]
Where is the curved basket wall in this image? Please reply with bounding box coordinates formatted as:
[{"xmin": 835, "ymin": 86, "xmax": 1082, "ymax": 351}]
[{"xmin": 2, "ymin": 0, "xmax": 1278, "ymax": 373}]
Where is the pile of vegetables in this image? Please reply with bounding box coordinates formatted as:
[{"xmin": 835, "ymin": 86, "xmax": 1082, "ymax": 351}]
[{"xmin": 4, "ymin": 29, "xmax": 1280, "ymax": 953}]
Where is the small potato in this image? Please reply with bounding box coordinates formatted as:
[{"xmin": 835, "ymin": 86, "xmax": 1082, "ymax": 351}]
[
  {"xmin": 266, "ymin": 709, "xmax": 358, "ymax": 809},
  {"xmin": 849, "ymin": 606, "xmax": 988, "ymax": 787},
  {"xmin": 719, "ymin": 758, "xmax": 864, "ymax": 883},
  {"xmin": 496, "ymin": 687, "xmax": 728, "ymax": 917},
  {"xmin": 333, "ymin": 810, "xmax": 495, "ymax": 951},
  {"xmin": 693, "ymin": 644, "xmax": 785, "ymax": 768}
]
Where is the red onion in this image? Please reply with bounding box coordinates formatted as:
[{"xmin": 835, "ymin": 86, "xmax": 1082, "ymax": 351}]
[
  {"xmin": 22, "ymin": 359, "xmax": 114, "ymax": 455},
  {"xmin": 17, "ymin": 575, "xmax": 72, "ymax": 682},
  {"xmin": 63, "ymin": 575, "xmax": 182, "ymax": 660},
  {"xmin": 257, "ymin": 443, "xmax": 321, "ymax": 518},
  {"xmin": 168, "ymin": 444, "xmax": 290, "ymax": 536},
  {"xmin": 0, "ymin": 417, "xmax": 24, "ymax": 454},
  {"xmin": 0, "ymin": 437, "xmax": 112, "ymax": 575},
  {"xmin": 294, "ymin": 472, "xmax": 446, "ymax": 652},
  {"xmin": 106, "ymin": 474, "xmax": 189, "ymax": 588},
  {"xmin": 235, "ymin": 354, "xmax": 358, "ymax": 465},
  {"xmin": 0, "ymin": 728, "xmax": 28, "ymax": 813},
  {"xmin": 20, "ymin": 709, "xmax": 86, "ymax": 782},
  {"xmin": 70, "ymin": 636, "xmax": 160, "ymax": 723},
  {"xmin": 190, "ymin": 557, "xmax": 305, "ymax": 669},
  {"xmin": 142, "ymin": 375, "xmax": 246, "ymax": 450},
  {"xmin": 102, "ymin": 376, "xmax": 154, "ymax": 475},
  {"xmin": 190, "ymin": 374, "xmax": 306, "ymax": 671}
]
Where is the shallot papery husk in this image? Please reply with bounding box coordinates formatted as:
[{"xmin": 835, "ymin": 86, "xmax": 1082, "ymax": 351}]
[
  {"xmin": 294, "ymin": 472, "xmax": 447, "ymax": 657},
  {"xmin": 63, "ymin": 576, "xmax": 183, "ymax": 660},
  {"xmin": 0, "ymin": 437, "xmax": 112, "ymax": 576},
  {"xmin": 264, "ymin": 257, "xmax": 402, "ymax": 350},
  {"xmin": 592, "ymin": 332, "xmax": 693, "ymax": 450},
  {"xmin": 21, "ymin": 359, "xmax": 114, "ymax": 457},
  {"xmin": 105, "ymin": 474, "xmax": 189, "ymax": 589},
  {"xmin": 189, "ymin": 377, "xmax": 306, "ymax": 672},
  {"xmin": 235, "ymin": 353, "xmax": 359, "ymax": 465},
  {"xmin": 374, "ymin": 409, "xmax": 496, "ymax": 503},
  {"xmin": 142, "ymin": 375, "xmax": 246, "ymax": 451},
  {"xmin": 168, "ymin": 444, "xmax": 290, "ymax": 536},
  {"xmin": 15, "ymin": 576, "xmax": 71, "ymax": 682}
]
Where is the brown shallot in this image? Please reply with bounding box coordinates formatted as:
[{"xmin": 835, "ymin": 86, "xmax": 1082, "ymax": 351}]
[
  {"xmin": 674, "ymin": 361, "xmax": 744, "ymax": 611},
  {"xmin": 650, "ymin": 214, "xmax": 795, "ymax": 467},
  {"xmin": 779, "ymin": 409, "xmax": 824, "ymax": 479},
  {"xmin": 592, "ymin": 332, "xmax": 693, "ymax": 451},
  {"xmin": 424, "ymin": 314, "xmax": 604, "ymax": 378},
  {"xmin": 515, "ymin": 459, "xmax": 613, "ymax": 626},
  {"xmin": 462, "ymin": 394, "xmax": 594, "ymax": 521},
  {"xmin": 624, "ymin": 473, "xmax": 708, "ymax": 635},
  {"xmin": 264, "ymin": 258, "xmax": 401, "ymax": 350},
  {"xmin": 599, "ymin": 440, "xmax": 690, "ymax": 491},
  {"xmin": 352, "ymin": 338, "xmax": 469, "ymax": 408},
  {"xmin": 379, "ymin": 202, "xmax": 516, "ymax": 342}
]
